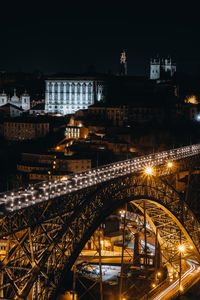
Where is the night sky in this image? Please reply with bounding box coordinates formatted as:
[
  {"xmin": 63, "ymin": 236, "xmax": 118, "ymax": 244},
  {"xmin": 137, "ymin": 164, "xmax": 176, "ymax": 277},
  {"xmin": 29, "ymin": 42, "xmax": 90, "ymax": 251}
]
[{"xmin": 1, "ymin": 2, "xmax": 200, "ymax": 76}]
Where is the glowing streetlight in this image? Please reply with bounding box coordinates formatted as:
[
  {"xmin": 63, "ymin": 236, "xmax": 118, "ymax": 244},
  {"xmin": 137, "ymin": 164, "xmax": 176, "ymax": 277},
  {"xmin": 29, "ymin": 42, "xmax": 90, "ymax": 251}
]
[
  {"xmin": 167, "ymin": 162, "xmax": 173, "ymax": 168},
  {"xmin": 179, "ymin": 285, "xmax": 183, "ymax": 292},
  {"xmin": 157, "ymin": 272, "xmax": 161, "ymax": 277},
  {"xmin": 178, "ymin": 245, "xmax": 185, "ymax": 253},
  {"xmin": 152, "ymin": 283, "xmax": 156, "ymax": 288},
  {"xmin": 144, "ymin": 166, "xmax": 153, "ymax": 175}
]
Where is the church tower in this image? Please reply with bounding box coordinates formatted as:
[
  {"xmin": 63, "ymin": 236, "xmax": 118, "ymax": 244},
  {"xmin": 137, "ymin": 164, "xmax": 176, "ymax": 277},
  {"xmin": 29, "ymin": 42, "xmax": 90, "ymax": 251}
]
[
  {"xmin": 120, "ymin": 50, "xmax": 127, "ymax": 75},
  {"xmin": 0, "ymin": 90, "xmax": 8, "ymax": 106},
  {"xmin": 20, "ymin": 91, "xmax": 30, "ymax": 110},
  {"xmin": 150, "ymin": 56, "xmax": 176, "ymax": 80}
]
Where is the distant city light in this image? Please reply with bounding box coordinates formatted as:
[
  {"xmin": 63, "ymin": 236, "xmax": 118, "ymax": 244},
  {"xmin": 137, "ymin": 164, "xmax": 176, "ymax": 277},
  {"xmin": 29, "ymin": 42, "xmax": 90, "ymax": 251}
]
[
  {"xmin": 185, "ymin": 95, "xmax": 198, "ymax": 104},
  {"xmin": 196, "ymin": 114, "xmax": 200, "ymax": 121}
]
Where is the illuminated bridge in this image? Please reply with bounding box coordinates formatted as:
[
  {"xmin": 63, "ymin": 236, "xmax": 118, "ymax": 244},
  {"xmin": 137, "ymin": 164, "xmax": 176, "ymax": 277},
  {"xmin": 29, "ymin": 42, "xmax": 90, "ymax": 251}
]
[{"xmin": 0, "ymin": 144, "xmax": 200, "ymax": 299}]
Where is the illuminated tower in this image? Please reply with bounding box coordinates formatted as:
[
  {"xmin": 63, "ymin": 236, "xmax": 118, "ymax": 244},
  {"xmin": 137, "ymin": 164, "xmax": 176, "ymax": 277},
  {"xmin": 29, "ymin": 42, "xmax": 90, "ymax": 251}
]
[
  {"xmin": 150, "ymin": 56, "xmax": 176, "ymax": 80},
  {"xmin": 120, "ymin": 50, "xmax": 127, "ymax": 76}
]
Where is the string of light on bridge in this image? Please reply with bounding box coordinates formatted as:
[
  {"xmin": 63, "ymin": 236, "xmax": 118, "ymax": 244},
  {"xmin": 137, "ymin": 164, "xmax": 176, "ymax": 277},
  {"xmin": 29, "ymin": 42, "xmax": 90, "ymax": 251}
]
[{"xmin": 0, "ymin": 144, "xmax": 199, "ymax": 214}]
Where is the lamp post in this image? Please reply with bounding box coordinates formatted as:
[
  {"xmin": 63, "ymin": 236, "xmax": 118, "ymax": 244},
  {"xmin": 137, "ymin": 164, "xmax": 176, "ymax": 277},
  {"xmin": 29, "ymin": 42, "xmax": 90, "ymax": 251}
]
[{"xmin": 178, "ymin": 243, "xmax": 185, "ymax": 294}]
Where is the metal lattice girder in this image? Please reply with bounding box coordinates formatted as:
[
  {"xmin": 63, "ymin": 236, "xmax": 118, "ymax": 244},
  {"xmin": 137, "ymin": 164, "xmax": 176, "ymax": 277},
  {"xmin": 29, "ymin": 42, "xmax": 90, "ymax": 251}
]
[{"xmin": 0, "ymin": 156, "xmax": 200, "ymax": 298}]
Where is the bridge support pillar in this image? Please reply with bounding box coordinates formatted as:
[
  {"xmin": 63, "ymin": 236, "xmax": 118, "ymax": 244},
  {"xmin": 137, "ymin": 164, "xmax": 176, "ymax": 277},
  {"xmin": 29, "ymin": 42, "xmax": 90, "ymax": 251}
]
[
  {"xmin": 133, "ymin": 232, "xmax": 141, "ymax": 267},
  {"xmin": 155, "ymin": 230, "xmax": 161, "ymax": 271}
]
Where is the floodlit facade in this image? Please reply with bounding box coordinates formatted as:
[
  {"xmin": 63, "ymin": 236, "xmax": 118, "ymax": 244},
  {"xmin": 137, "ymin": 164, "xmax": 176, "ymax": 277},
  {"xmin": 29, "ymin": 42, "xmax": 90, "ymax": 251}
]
[
  {"xmin": 150, "ymin": 57, "xmax": 176, "ymax": 80},
  {"xmin": 45, "ymin": 77, "xmax": 105, "ymax": 115},
  {"xmin": 0, "ymin": 89, "xmax": 30, "ymax": 110}
]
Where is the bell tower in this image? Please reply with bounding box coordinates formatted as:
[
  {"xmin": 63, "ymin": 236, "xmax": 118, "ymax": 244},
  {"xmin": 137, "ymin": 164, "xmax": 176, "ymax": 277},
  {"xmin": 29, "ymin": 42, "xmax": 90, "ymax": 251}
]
[{"xmin": 120, "ymin": 50, "xmax": 127, "ymax": 76}]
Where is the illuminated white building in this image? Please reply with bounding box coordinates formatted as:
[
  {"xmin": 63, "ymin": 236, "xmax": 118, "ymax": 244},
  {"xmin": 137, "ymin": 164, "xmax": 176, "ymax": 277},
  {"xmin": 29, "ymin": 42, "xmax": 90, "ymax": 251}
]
[
  {"xmin": 45, "ymin": 77, "xmax": 105, "ymax": 115},
  {"xmin": 0, "ymin": 89, "xmax": 30, "ymax": 110},
  {"xmin": 150, "ymin": 57, "xmax": 176, "ymax": 80}
]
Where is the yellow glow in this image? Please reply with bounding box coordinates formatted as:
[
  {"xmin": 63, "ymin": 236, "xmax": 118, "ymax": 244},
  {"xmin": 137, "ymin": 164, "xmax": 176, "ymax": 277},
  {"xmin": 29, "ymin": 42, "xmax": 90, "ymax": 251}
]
[
  {"xmin": 56, "ymin": 146, "xmax": 60, "ymax": 150},
  {"xmin": 167, "ymin": 162, "xmax": 173, "ymax": 168},
  {"xmin": 152, "ymin": 283, "xmax": 156, "ymax": 288},
  {"xmin": 157, "ymin": 272, "xmax": 161, "ymax": 277},
  {"xmin": 178, "ymin": 245, "xmax": 185, "ymax": 252},
  {"xmin": 170, "ymin": 278, "xmax": 173, "ymax": 282},
  {"xmin": 180, "ymin": 285, "xmax": 183, "ymax": 291},
  {"xmin": 144, "ymin": 166, "xmax": 153, "ymax": 175},
  {"xmin": 190, "ymin": 245, "xmax": 193, "ymax": 249},
  {"xmin": 185, "ymin": 95, "xmax": 198, "ymax": 104}
]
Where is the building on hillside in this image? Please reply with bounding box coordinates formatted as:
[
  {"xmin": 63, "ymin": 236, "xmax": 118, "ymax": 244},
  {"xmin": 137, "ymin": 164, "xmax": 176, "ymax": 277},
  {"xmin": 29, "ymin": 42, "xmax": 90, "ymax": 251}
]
[
  {"xmin": 65, "ymin": 116, "xmax": 89, "ymax": 139},
  {"xmin": 0, "ymin": 89, "xmax": 30, "ymax": 110},
  {"xmin": 150, "ymin": 57, "xmax": 176, "ymax": 80},
  {"xmin": 29, "ymin": 103, "xmax": 45, "ymax": 115},
  {"xmin": 45, "ymin": 75, "xmax": 105, "ymax": 115},
  {"xmin": 17, "ymin": 152, "xmax": 91, "ymax": 181},
  {"xmin": 0, "ymin": 103, "xmax": 24, "ymax": 117},
  {"xmin": 3, "ymin": 118, "xmax": 50, "ymax": 140}
]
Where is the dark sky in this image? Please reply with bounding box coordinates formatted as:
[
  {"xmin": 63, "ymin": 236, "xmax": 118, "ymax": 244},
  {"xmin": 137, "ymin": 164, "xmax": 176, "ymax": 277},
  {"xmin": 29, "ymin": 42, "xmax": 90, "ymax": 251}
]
[{"xmin": 1, "ymin": 2, "xmax": 200, "ymax": 76}]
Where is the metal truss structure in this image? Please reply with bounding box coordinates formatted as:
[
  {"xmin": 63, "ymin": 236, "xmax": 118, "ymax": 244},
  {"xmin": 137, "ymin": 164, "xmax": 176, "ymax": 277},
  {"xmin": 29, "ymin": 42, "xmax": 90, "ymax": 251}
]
[{"xmin": 0, "ymin": 148, "xmax": 200, "ymax": 299}]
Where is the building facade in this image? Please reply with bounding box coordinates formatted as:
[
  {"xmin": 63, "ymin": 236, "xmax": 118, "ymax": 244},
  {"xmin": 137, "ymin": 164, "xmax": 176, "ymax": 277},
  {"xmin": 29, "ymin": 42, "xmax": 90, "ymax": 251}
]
[
  {"xmin": 0, "ymin": 103, "xmax": 24, "ymax": 117},
  {"xmin": 45, "ymin": 77, "xmax": 105, "ymax": 115},
  {"xmin": 3, "ymin": 120, "xmax": 49, "ymax": 140},
  {"xmin": 0, "ymin": 89, "xmax": 30, "ymax": 110},
  {"xmin": 150, "ymin": 57, "xmax": 176, "ymax": 80}
]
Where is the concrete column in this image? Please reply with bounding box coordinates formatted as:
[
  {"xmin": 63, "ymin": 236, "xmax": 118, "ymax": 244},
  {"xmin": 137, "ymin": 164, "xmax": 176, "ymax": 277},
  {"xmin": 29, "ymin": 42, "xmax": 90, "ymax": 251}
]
[
  {"xmin": 63, "ymin": 82, "xmax": 66, "ymax": 102},
  {"xmin": 52, "ymin": 82, "xmax": 55, "ymax": 101},
  {"xmin": 74, "ymin": 82, "xmax": 77, "ymax": 107},
  {"xmin": 69, "ymin": 82, "xmax": 72, "ymax": 103},
  {"xmin": 86, "ymin": 82, "xmax": 89, "ymax": 104},
  {"xmin": 80, "ymin": 82, "xmax": 83, "ymax": 104},
  {"xmin": 57, "ymin": 82, "xmax": 61, "ymax": 103}
]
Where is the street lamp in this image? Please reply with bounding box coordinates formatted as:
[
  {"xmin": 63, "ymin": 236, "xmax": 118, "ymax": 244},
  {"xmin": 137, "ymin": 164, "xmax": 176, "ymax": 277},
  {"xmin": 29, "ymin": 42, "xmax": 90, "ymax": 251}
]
[
  {"xmin": 178, "ymin": 244, "xmax": 185, "ymax": 253},
  {"xmin": 178, "ymin": 244, "xmax": 185, "ymax": 295},
  {"xmin": 144, "ymin": 166, "xmax": 154, "ymax": 175},
  {"xmin": 167, "ymin": 162, "xmax": 173, "ymax": 168}
]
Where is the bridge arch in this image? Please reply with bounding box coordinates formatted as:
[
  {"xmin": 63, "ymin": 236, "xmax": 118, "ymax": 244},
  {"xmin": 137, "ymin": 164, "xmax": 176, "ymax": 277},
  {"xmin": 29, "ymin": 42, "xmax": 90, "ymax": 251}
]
[
  {"xmin": 1, "ymin": 174, "xmax": 200, "ymax": 299},
  {"xmin": 53, "ymin": 174, "xmax": 200, "ymax": 297}
]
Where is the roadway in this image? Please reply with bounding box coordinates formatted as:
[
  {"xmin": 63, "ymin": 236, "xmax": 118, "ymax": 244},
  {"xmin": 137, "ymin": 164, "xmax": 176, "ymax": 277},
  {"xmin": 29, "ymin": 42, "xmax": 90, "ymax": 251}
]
[{"xmin": 149, "ymin": 261, "xmax": 200, "ymax": 300}]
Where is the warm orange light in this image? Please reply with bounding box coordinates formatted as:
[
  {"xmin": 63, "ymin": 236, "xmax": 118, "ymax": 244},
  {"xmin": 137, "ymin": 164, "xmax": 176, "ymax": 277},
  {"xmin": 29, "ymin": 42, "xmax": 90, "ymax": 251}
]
[
  {"xmin": 179, "ymin": 245, "xmax": 185, "ymax": 252},
  {"xmin": 185, "ymin": 95, "xmax": 198, "ymax": 104},
  {"xmin": 180, "ymin": 285, "xmax": 183, "ymax": 291},
  {"xmin": 56, "ymin": 146, "xmax": 60, "ymax": 150},
  {"xmin": 157, "ymin": 272, "xmax": 161, "ymax": 277},
  {"xmin": 167, "ymin": 162, "xmax": 173, "ymax": 168},
  {"xmin": 152, "ymin": 283, "xmax": 156, "ymax": 288}
]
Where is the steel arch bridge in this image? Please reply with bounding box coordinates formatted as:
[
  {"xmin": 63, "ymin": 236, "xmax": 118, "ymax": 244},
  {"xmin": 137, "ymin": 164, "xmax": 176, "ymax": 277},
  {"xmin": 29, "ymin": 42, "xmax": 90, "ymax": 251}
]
[{"xmin": 0, "ymin": 144, "xmax": 200, "ymax": 299}]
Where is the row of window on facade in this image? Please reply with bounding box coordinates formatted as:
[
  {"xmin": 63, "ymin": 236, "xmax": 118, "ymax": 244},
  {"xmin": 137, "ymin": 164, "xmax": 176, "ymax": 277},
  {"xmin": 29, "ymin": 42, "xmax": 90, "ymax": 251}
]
[
  {"xmin": 48, "ymin": 105, "xmax": 87, "ymax": 110},
  {"xmin": 4, "ymin": 123, "xmax": 49, "ymax": 128}
]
